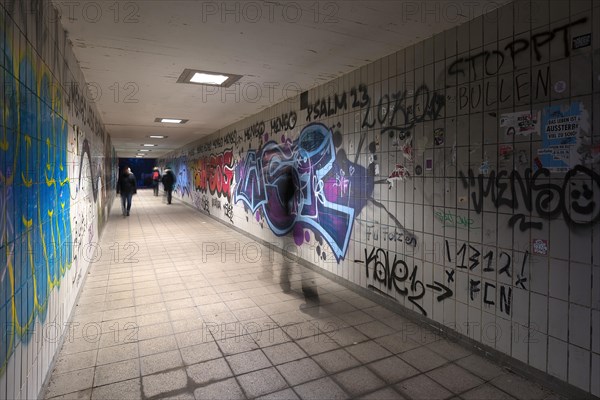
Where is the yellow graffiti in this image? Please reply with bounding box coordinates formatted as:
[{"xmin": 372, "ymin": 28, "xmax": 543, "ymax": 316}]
[{"xmin": 0, "ymin": 15, "xmax": 73, "ymax": 377}]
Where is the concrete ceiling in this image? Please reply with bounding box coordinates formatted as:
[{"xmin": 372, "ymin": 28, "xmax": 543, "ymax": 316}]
[{"xmin": 54, "ymin": 0, "xmax": 509, "ymax": 158}]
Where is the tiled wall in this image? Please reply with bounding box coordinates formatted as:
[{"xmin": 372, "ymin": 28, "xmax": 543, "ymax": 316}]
[
  {"xmin": 0, "ymin": 1, "xmax": 115, "ymax": 398},
  {"xmin": 162, "ymin": 0, "xmax": 599, "ymax": 396}
]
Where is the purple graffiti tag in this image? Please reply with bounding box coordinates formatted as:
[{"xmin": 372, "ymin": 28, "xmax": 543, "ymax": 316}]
[{"xmin": 235, "ymin": 123, "xmax": 374, "ymax": 261}]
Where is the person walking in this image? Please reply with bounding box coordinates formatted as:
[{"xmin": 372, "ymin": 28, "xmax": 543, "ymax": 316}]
[
  {"xmin": 151, "ymin": 167, "xmax": 161, "ymax": 196},
  {"xmin": 162, "ymin": 167, "xmax": 176, "ymax": 204},
  {"xmin": 116, "ymin": 166, "xmax": 137, "ymax": 216}
]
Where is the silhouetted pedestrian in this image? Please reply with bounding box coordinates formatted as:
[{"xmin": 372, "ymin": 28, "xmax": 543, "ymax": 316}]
[
  {"xmin": 116, "ymin": 166, "xmax": 137, "ymax": 216},
  {"xmin": 162, "ymin": 167, "xmax": 176, "ymax": 204},
  {"xmin": 152, "ymin": 167, "xmax": 161, "ymax": 196}
]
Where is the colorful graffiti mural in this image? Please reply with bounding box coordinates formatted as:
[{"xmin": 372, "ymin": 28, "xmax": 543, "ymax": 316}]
[
  {"xmin": 0, "ymin": 16, "xmax": 74, "ymax": 375},
  {"xmin": 193, "ymin": 149, "xmax": 235, "ymax": 200},
  {"xmin": 234, "ymin": 123, "xmax": 374, "ymax": 261}
]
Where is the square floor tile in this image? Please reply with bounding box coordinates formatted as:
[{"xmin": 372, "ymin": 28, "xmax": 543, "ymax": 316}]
[
  {"xmin": 326, "ymin": 325, "xmax": 368, "ymax": 346},
  {"xmin": 375, "ymin": 333, "xmax": 422, "ymax": 354},
  {"xmin": 462, "ymin": 384, "xmax": 517, "ymax": 400},
  {"xmin": 45, "ymin": 368, "xmax": 95, "ymax": 398},
  {"xmin": 94, "ymin": 359, "xmax": 140, "ymax": 387},
  {"xmin": 142, "ymin": 369, "xmax": 188, "ymax": 398},
  {"xmin": 237, "ymin": 367, "xmax": 288, "ymax": 398},
  {"xmin": 426, "ymin": 364, "xmax": 484, "ymax": 394},
  {"xmin": 312, "ymin": 349, "xmax": 361, "ymax": 374},
  {"xmin": 338, "ymin": 310, "xmax": 376, "ymax": 326},
  {"xmin": 426, "ymin": 340, "xmax": 472, "ymax": 361},
  {"xmin": 395, "ymin": 374, "xmax": 453, "ymax": 400},
  {"xmin": 187, "ymin": 358, "xmax": 232, "ymax": 385},
  {"xmin": 263, "ymin": 342, "xmax": 307, "ymax": 365},
  {"xmin": 293, "ymin": 377, "xmax": 348, "ymax": 400},
  {"xmin": 276, "ymin": 357, "xmax": 326, "ymax": 386},
  {"xmin": 140, "ymin": 350, "xmax": 183, "ymax": 376},
  {"xmin": 358, "ymin": 387, "xmax": 406, "ymax": 400},
  {"xmin": 216, "ymin": 334, "xmax": 260, "ymax": 355},
  {"xmin": 334, "ymin": 366, "xmax": 386, "ymax": 396},
  {"xmin": 455, "ymin": 354, "xmax": 507, "ymax": 381},
  {"xmin": 367, "ymin": 356, "xmax": 419, "ymax": 383},
  {"xmin": 490, "ymin": 373, "xmax": 551, "ymax": 400},
  {"xmin": 52, "ymin": 350, "xmax": 97, "ymax": 375},
  {"xmin": 399, "ymin": 346, "xmax": 448, "ymax": 372},
  {"xmin": 193, "ymin": 378, "xmax": 245, "ymax": 400},
  {"xmin": 345, "ymin": 340, "xmax": 393, "ymax": 363},
  {"xmin": 354, "ymin": 320, "xmax": 397, "ymax": 339},
  {"xmin": 180, "ymin": 341, "xmax": 222, "ymax": 365},
  {"xmin": 295, "ymin": 334, "xmax": 340, "ymax": 355},
  {"xmin": 97, "ymin": 343, "xmax": 138, "ymax": 365},
  {"xmin": 226, "ymin": 349, "xmax": 272, "ymax": 375},
  {"xmin": 90, "ymin": 378, "xmax": 141, "ymax": 400},
  {"xmin": 139, "ymin": 335, "xmax": 178, "ymax": 357},
  {"xmin": 255, "ymin": 388, "xmax": 300, "ymax": 400}
]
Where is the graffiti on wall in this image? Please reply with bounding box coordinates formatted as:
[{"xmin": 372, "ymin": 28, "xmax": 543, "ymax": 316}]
[
  {"xmin": 459, "ymin": 165, "xmax": 600, "ymax": 230},
  {"xmin": 306, "ymin": 83, "xmax": 445, "ymax": 140},
  {"xmin": 357, "ymin": 246, "xmax": 452, "ymax": 317},
  {"xmin": 0, "ymin": 17, "xmax": 73, "ymax": 375},
  {"xmin": 235, "ymin": 123, "xmax": 374, "ymax": 261},
  {"xmin": 193, "ymin": 149, "xmax": 235, "ymax": 200},
  {"xmin": 446, "ymin": 18, "xmax": 588, "ymax": 111}
]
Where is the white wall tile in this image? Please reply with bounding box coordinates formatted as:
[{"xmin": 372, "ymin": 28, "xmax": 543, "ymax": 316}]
[
  {"xmin": 568, "ymin": 344, "xmax": 590, "ymax": 391},
  {"xmin": 529, "ymin": 331, "xmax": 547, "ymax": 372},
  {"xmin": 569, "ymin": 304, "xmax": 591, "ymax": 350},
  {"xmin": 570, "ymin": 262, "xmax": 592, "ymax": 307},
  {"xmin": 530, "ymin": 292, "xmax": 548, "ymax": 334},
  {"xmin": 592, "ymin": 353, "xmax": 600, "ymax": 397},
  {"xmin": 548, "ymin": 298, "xmax": 568, "ymax": 341},
  {"xmin": 592, "ymin": 310, "xmax": 600, "ymax": 353},
  {"xmin": 547, "ymin": 337, "xmax": 568, "ymax": 380},
  {"xmin": 495, "ymin": 316, "xmax": 512, "ymax": 355},
  {"xmin": 549, "ymin": 260, "xmax": 569, "ymax": 301},
  {"xmin": 512, "ymin": 323, "xmax": 529, "ymax": 363},
  {"xmin": 481, "ymin": 311, "xmax": 497, "ymax": 348},
  {"xmin": 512, "ymin": 288, "xmax": 529, "ymax": 326},
  {"xmin": 593, "ymin": 266, "xmax": 600, "ymax": 310}
]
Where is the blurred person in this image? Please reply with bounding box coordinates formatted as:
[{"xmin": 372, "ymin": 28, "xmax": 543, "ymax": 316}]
[
  {"xmin": 151, "ymin": 167, "xmax": 161, "ymax": 196},
  {"xmin": 162, "ymin": 167, "xmax": 176, "ymax": 204},
  {"xmin": 116, "ymin": 166, "xmax": 137, "ymax": 216},
  {"xmin": 278, "ymin": 161, "xmax": 320, "ymax": 308}
]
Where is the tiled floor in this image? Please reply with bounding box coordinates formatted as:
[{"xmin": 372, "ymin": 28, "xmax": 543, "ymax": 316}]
[{"xmin": 43, "ymin": 190, "xmax": 562, "ymax": 400}]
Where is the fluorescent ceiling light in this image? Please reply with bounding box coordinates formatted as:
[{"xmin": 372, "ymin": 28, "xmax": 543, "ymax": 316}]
[
  {"xmin": 155, "ymin": 117, "xmax": 188, "ymax": 124},
  {"xmin": 149, "ymin": 135, "xmax": 167, "ymax": 139},
  {"xmin": 190, "ymin": 72, "xmax": 228, "ymax": 85},
  {"xmin": 136, "ymin": 155, "xmax": 144, "ymax": 158},
  {"xmin": 177, "ymin": 68, "xmax": 242, "ymax": 87},
  {"xmin": 139, "ymin": 149, "xmax": 150, "ymax": 152},
  {"xmin": 142, "ymin": 144, "xmax": 156, "ymax": 147}
]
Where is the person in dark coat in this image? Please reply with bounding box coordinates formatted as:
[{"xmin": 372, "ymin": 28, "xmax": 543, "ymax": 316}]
[
  {"xmin": 162, "ymin": 167, "xmax": 176, "ymax": 204},
  {"xmin": 116, "ymin": 166, "xmax": 137, "ymax": 216}
]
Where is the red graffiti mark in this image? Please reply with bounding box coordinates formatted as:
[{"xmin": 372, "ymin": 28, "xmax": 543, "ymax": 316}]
[{"xmin": 194, "ymin": 149, "xmax": 234, "ymax": 199}]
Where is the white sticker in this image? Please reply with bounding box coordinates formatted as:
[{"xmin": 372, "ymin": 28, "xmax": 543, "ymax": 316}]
[{"xmin": 553, "ymin": 81, "xmax": 566, "ymax": 94}]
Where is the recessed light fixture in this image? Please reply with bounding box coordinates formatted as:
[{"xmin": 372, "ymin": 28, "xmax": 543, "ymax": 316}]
[
  {"xmin": 136, "ymin": 155, "xmax": 144, "ymax": 158},
  {"xmin": 139, "ymin": 149, "xmax": 150, "ymax": 152},
  {"xmin": 142, "ymin": 144, "xmax": 156, "ymax": 147},
  {"xmin": 155, "ymin": 118, "xmax": 188, "ymax": 124},
  {"xmin": 148, "ymin": 135, "xmax": 168, "ymax": 139},
  {"xmin": 177, "ymin": 68, "xmax": 242, "ymax": 87}
]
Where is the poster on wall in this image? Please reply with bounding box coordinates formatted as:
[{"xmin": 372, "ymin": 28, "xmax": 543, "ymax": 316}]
[
  {"xmin": 500, "ymin": 110, "xmax": 540, "ymax": 138},
  {"xmin": 536, "ymin": 102, "xmax": 585, "ymax": 173}
]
